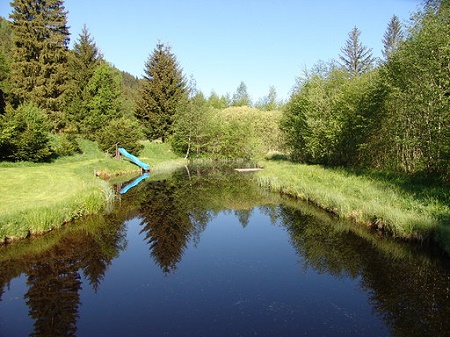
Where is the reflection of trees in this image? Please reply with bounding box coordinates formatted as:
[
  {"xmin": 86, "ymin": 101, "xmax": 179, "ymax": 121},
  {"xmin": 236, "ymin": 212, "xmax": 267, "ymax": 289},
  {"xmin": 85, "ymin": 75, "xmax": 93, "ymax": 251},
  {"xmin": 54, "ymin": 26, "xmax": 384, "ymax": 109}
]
[
  {"xmin": 280, "ymin": 203, "xmax": 450, "ymax": 337},
  {"xmin": 137, "ymin": 166, "xmax": 282, "ymax": 272},
  {"xmin": 26, "ymin": 260, "xmax": 81, "ymax": 337},
  {"xmin": 139, "ymin": 180, "xmax": 192, "ymax": 273},
  {"xmin": 0, "ymin": 212, "xmax": 128, "ymax": 337}
]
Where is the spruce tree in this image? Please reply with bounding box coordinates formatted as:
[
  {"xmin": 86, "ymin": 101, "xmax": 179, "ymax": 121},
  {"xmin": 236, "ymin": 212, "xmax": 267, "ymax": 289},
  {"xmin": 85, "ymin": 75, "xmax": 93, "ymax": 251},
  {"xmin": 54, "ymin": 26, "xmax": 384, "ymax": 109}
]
[
  {"xmin": 382, "ymin": 15, "xmax": 404, "ymax": 60},
  {"xmin": 9, "ymin": 0, "xmax": 70, "ymax": 130},
  {"xmin": 65, "ymin": 25, "xmax": 102, "ymax": 132},
  {"xmin": 339, "ymin": 26, "xmax": 374, "ymax": 76},
  {"xmin": 136, "ymin": 42, "xmax": 187, "ymax": 142}
]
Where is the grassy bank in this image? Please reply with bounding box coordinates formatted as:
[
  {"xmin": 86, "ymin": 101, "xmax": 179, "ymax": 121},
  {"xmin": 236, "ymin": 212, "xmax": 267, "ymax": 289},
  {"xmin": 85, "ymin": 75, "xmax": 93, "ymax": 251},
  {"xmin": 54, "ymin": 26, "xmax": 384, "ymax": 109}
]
[
  {"xmin": 256, "ymin": 159, "xmax": 450, "ymax": 242},
  {"xmin": 0, "ymin": 140, "xmax": 186, "ymax": 242}
]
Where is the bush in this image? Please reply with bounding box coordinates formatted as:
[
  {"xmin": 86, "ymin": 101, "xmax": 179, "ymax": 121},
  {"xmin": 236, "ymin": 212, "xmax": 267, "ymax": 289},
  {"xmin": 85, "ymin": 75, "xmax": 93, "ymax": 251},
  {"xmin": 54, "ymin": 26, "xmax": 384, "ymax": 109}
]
[
  {"xmin": 49, "ymin": 133, "xmax": 81, "ymax": 157},
  {"xmin": 0, "ymin": 103, "xmax": 52, "ymax": 162},
  {"xmin": 96, "ymin": 117, "xmax": 144, "ymax": 155}
]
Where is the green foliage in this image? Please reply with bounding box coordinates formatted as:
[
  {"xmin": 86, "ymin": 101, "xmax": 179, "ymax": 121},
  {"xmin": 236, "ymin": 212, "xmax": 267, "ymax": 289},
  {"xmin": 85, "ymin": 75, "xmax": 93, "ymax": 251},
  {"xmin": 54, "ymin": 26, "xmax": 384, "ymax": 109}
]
[
  {"xmin": 81, "ymin": 63, "xmax": 124, "ymax": 137},
  {"xmin": 175, "ymin": 106, "xmax": 284, "ymax": 161},
  {"xmin": 231, "ymin": 81, "xmax": 252, "ymax": 107},
  {"xmin": 49, "ymin": 133, "xmax": 80, "ymax": 157},
  {"xmin": 96, "ymin": 117, "xmax": 144, "ymax": 155},
  {"xmin": 376, "ymin": 4, "xmax": 450, "ymax": 176},
  {"xmin": 255, "ymin": 86, "xmax": 280, "ymax": 111},
  {"xmin": 64, "ymin": 25, "xmax": 102, "ymax": 132},
  {"xmin": 9, "ymin": 0, "xmax": 70, "ymax": 129},
  {"xmin": 0, "ymin": 17, "xmax": 13, "ymax": 114},
  {"xmin": 136, "ymin": 42, "xmax": 188, "ymax": 142},
  {"xmin": 171, "ymin": 92, "xmax": 212, "ymax": 158},
  {"xmin": 282, "ymin": 62, "xmax": 385, "ymax": 166},
  {"xmin": 0, "ymin": 103, "xmax": 52, "ymax": 162},
  {"xmin": 207, "ymin": 91, "xmax": 230, "ymax": 109}
]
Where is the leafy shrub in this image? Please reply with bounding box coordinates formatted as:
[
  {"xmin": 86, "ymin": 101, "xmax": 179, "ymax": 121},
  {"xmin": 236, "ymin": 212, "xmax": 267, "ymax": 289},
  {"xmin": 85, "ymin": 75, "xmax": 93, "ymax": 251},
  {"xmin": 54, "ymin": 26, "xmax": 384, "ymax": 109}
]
[
  {"xmin": 0, "ymin": 103, "xmax": 52, "ymax": 162},
  {"xmin": 96, "ymin": 117, "xmax": 144, "ymax": 155},
  {"xmin": 49, "ymin": 133, "xmax": 81, "ymax": 157}
]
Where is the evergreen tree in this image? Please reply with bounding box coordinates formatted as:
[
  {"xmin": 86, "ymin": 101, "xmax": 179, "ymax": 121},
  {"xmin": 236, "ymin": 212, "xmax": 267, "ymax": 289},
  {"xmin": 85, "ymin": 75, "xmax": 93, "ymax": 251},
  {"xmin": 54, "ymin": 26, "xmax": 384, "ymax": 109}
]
[
  {"xmin": 232, "ymin": 81, "xmax": 252, "ymax": 107},
  {"xmin": 136, "ymin": 42, "xmax": 187, "ymax": 142},
  {"xmin": 9, "ymin": 0, "xmax": 70, "ymax": 130},
  {"xmin": 65, "ymin": 25, "xmax": 102, "ymax": 132},
  {"xmin": 382, "ymin": 15, "xmax": 404, "ymax": 60},
  {"xmin": 339, "ymin": 26, "xmax": 374, "ymax": 76},
  {"xmin": 0, "ymin": 17, "xmax": 13, "ymax": 114}
]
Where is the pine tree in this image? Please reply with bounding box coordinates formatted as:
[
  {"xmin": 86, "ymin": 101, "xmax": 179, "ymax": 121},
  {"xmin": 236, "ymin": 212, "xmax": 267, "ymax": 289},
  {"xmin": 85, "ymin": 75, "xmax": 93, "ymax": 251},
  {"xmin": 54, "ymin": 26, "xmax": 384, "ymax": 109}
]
[
  {"xmin": 9, "ymin": 0, "xmax": 70, "ymax": 130},
  {"xmin": 339, "ymin": 26, "xmax": 374, "ymax": 76},
  {"xmin": 136, "ymin": 42, "xmax": 187, "ymax": 142},
  {"xmin": 382, "ymin": 15, "xmax": 404, "ymax": 60}
]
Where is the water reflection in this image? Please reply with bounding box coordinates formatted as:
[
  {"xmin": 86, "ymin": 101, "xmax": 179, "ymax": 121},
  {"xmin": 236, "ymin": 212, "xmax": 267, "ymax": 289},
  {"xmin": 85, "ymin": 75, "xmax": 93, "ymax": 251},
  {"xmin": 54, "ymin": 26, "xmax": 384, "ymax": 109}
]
[
  {"xmin": 0, "ymin": 165, "xmax": 449, "ymax": 336},
  {"xmin": 0, "ymin": 214, "xmax": 128, "ymax": 336},
  {"xmin": 280, "ymin": 203, "xmax": 450, "ymax": 336}
]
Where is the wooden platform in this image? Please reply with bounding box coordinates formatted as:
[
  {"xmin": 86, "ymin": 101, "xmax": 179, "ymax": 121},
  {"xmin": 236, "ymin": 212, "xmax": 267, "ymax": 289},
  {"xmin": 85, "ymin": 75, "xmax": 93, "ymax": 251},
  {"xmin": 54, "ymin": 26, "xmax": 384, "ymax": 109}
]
[{"xmin": 234, "ymin": 168, "xmax": 263, "ymax": 172}]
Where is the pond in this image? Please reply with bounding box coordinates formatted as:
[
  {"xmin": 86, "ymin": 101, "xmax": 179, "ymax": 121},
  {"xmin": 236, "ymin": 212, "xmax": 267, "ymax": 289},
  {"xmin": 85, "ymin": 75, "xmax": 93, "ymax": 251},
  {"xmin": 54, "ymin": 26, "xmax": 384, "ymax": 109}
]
[{"xmin": 0, "ymin": 166, "xmax": 450, "ymax": 337}]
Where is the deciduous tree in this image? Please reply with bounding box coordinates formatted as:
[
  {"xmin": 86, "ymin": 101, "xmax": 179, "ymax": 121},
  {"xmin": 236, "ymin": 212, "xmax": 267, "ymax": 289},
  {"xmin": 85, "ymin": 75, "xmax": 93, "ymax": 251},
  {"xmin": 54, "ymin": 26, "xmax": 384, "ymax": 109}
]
[{"xmin": 232, "ymin": 81, "xmax": 252, "ymax": 107}]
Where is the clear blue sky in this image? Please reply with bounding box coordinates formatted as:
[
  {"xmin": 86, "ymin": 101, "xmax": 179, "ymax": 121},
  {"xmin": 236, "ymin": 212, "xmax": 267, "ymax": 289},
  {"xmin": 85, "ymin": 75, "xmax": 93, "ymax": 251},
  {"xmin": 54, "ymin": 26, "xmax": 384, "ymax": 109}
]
[{"xmin": 1, "ymin": 0, "xmax": 422, "ymax": 101}]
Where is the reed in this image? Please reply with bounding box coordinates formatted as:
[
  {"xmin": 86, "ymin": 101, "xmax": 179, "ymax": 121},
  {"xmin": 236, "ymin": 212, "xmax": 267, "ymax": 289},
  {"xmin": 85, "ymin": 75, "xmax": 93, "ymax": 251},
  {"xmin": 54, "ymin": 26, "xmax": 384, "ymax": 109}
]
[{"xmin": 256, "ymin": 160, "xmax": 450, "ymax": 240}]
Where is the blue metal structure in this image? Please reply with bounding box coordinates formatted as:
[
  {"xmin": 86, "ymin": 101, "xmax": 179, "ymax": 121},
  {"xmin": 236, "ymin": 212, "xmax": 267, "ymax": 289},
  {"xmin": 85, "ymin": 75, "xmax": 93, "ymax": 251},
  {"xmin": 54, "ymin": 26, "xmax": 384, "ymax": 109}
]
[{"xmin": 118, "ymin": 147, "xmax": 150, "ymax": 171}]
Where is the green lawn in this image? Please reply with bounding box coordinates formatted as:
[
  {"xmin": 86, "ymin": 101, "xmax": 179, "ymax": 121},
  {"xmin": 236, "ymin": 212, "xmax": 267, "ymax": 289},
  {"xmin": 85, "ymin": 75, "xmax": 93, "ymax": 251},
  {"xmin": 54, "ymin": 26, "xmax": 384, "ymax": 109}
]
[{"xmin": 0, "ymin": 140, "xmax": 185, "ymax": 241}]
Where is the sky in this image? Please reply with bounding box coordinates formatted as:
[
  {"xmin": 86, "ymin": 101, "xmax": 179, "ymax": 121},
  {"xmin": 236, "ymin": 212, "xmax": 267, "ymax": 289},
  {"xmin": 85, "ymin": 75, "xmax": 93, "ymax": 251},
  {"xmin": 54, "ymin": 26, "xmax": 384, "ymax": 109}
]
[{"xmin": 1, "ymin": 0, "xmax": 423, "ymax": 101}]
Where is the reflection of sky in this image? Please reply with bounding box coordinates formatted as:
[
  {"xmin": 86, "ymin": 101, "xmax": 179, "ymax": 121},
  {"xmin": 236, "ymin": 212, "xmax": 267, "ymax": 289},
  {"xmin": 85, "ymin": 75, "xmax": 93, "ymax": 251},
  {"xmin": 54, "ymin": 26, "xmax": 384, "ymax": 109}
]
[
  {"xmin": 72, "ymin": 209, "xmax": 388, "ymax": 337},
  {"xmin": 0, "ymin": 274, "xmax": 33, "ymax": 337}
]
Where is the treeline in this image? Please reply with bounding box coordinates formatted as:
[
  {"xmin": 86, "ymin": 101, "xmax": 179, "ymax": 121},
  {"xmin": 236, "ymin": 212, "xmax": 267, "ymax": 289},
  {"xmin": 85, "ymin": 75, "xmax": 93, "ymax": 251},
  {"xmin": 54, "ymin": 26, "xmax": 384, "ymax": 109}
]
[
  {"xmin": 282, "ymin": 0, "xmax": 450, "ymax": 179},
  {"xmin": 0, "ymin": 0, "xmax": 282, "ymax": 163},
  {"xmin": 1, "ymin": 0, "xmax": 448, "ymax": 178}
]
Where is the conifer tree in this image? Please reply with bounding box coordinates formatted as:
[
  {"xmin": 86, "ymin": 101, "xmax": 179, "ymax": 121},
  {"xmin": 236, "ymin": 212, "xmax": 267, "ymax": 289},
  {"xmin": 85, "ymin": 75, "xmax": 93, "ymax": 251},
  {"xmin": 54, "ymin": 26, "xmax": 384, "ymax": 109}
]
[
  {"xmin": 9, "ymin": 0, "xmax": 70, "ymax": 130},
  {"xmin": 136, "ymin": 42, "xmax": 187, "ymax": 142},
  {"xmin": 0, "ymin": 18, "xmax": 13, "ymax": 114},
  {"xmin": 339, "ymin": 26, "xmax": 374, "ymax": 76},
  {"xmin": 382, "ymin": 15, "xmax": 404, "ymax": 60},
  {"xmin": 65, "ymin": 25, "xmax": 102, "ymax": 132}
]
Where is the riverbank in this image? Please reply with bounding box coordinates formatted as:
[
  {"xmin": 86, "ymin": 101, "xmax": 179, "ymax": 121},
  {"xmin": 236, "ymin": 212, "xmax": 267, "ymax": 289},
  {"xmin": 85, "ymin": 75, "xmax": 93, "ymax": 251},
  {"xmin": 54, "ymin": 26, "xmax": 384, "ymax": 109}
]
[
  {"xmin": 2, "ymin": 142, "xmax": 450, "ymax": 250},
  {"xmin": 256, "ymin": 159, "xmax": 450, "ymax": 248},
  {"xmin": 0, "ymin": 140, "xmax": 186, "ymax": 243}
]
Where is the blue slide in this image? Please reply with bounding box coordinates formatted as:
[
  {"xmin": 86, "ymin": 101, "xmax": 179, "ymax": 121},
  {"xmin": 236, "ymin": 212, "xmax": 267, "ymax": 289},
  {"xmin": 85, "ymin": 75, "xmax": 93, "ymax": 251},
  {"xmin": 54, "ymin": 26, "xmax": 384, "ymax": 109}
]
[{"xmin": 118, "ymin": 147, "xmax": 150, "ymax": 171}]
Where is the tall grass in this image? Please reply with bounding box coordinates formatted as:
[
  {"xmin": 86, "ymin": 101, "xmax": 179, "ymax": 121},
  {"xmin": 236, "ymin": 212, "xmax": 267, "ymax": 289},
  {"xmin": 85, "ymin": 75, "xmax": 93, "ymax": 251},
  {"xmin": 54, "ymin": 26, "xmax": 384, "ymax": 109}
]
[{"xmin": 256, "ymin": 160, "xmax": 450, "ymax": 240}]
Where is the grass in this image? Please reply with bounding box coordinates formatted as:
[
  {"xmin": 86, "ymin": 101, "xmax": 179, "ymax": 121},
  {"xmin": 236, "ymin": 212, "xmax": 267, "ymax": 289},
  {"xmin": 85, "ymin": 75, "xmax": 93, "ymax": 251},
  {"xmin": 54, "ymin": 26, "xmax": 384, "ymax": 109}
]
[
  {"xmin": 0, "ymin": 139, "xmax": 185, "ymax": 242},
  {"xmin": 256, "ymin": 159, "xmax": 450, "ymax": 242}
]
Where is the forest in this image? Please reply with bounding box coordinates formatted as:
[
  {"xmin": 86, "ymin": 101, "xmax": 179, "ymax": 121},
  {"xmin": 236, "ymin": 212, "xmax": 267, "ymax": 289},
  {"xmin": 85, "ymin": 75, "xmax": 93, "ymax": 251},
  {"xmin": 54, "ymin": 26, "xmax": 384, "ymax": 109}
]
[{"xmin": 0, "ymin": 0, "xmax": 449, "ymax": 181}]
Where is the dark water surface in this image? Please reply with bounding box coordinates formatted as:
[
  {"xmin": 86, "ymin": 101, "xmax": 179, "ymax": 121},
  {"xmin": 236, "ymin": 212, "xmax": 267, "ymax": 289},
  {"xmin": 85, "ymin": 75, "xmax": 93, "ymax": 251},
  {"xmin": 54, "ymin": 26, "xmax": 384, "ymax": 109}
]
[{"xmin": 1, "ymin": 167, "xmax": 450, "ymax": 337}]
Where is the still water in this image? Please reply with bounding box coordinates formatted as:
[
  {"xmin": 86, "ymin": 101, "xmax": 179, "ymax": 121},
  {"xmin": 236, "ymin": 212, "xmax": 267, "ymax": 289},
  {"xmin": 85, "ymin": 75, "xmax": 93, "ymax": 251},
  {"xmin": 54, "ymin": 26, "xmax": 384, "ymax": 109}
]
[{"xmin": 0, "ymin": 167, "xmax": 449, "ymax": 336}]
